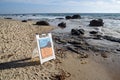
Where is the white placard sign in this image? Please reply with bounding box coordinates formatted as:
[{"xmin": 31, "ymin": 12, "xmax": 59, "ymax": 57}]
[{"xmin": 36, "ymin": 33, "xmax": 55, "ymax": 64}]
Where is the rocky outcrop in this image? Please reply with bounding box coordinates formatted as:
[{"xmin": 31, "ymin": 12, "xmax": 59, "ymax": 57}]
[
  {"xmin": 65, "ymin": 14, "xmax": 81, "ymax": 19},
  {"xmin": 65, "ymin": 16, "xmax": 72, "ymax": 19},
  {"xmin": 103, "ymin": 36, "xmax": 120, "ymax": 43},
  {"xmin": 89, "ymin": 19, "xmax": 104, "ymax": 26},
  {"xmin": 72, "ymin": 14, "xmax": 81, "ymax": 19},
  {"xmin": 89, "ymin": 31, "xmax": 98, "ymax": 34},
  {"xmin": 22, "ymin": 20, "xmax": 27, "ymax": 22},
  {"xmin": 58, "ymin": 22, "xmax": 66, "ymax": 28},
  {"xmin": 36, "ymin": 21, "xmax": 49, "ymax": 26},
  {"xmin": 4, "ymin": 17, "xmax": 12, "ymax": 19},
  {"xmin": 71, "ymin": 29, "xmax": 85, "ymax": 35}
]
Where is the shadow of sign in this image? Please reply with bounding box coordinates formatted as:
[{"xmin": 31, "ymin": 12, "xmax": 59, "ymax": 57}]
[{"xmin": 0, "ymin": 58, "xmax": 39, "ymax": 70}]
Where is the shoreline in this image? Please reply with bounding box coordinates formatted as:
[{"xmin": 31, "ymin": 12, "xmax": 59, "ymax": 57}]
[{"xmin": 0, "ymin": 18, "xmax": 120, "ymax": 80}]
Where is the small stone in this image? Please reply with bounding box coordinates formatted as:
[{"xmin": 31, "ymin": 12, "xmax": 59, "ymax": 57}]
[
  {"xmin": 101, "ymin": 53, "xmax": 108, "ymax": 58},
  {"xmin": 80, "ymin": 53, "xmax": 88, "ymax": 58}
]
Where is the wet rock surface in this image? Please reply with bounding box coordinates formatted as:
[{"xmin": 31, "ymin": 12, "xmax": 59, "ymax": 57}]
[
  {"xmin": 53, "ymin": 28, "xmax": 120, "ymax": 56},
  {"xmin": 103, "ymin": 36, "xmax": 120, "ymax": 43},
  {"xmin": 89, "ymin": 31, "xmax": 98, "ymax": 34},
  {"xmin": 72, "ymin": 14, "xmax": 81, "ymax": 19},
  {"xmin": 71, "ymin": 29, "xmax": 85, "ymax": 36},
  {"xmin": 36, "ymin": 21, "xmax": 49, "ymax": 26},
  {"xmin": 65, "ymin": 16, "xmax": 72, "ymax": 19},
  {"xmin": 58, "ymin": 22, "xmax": 66, "ymax": 28},
  {"xmin": 65, "ymin": 14, "xmax": 81, "ymax": 19},
  {"xmin": 53, "ymin": 33, "xmax": 100, "ymax": 57},
  {"xmin": 89, "ymin": 19, "xmax": 104, "ymax": 26}
]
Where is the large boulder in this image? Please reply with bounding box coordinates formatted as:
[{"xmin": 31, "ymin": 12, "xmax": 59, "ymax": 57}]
[
  {"xmin": 72, "ymin": 14, "xmax": 81, "ymax": 19},
  {"xmin": 22, "ymin": 20, "xmax": 27, "ymax": 22},
  {"xmin": 89, "ymin": 19, "xmax": 104, "ymax": 26},
  {"xmin": 58, "ymin": 22, "xmax": 66, "ymax": 28},
  {"xmin": 36, "ymin": 21, "xmax": 49, "ymax": 26},
  {"xmin": 65, "ymin": 16, "xmax": 72, "ymax": 19},
  {"xmin": 71, "ymin": 29, "xmax": 85, "ymax": 35}
]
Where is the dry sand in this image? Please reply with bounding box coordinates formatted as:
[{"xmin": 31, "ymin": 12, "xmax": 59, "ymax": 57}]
[
  {"xmin": 0, "ymin": 19, "xmax": 58, "ymax": 80},
  {"xmin": 0, "ymin": 19, "xmax": 120, "ymax": 80}
]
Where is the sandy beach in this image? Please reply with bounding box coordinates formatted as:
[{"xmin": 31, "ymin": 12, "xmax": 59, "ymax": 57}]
[{"xmin": 0, "ymin": 18, "xmax": 120, "ymax": 80}]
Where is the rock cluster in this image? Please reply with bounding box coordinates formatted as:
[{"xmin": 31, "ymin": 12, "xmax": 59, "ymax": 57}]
[
  {"xmin": 65, "ymin": 14, "xmax": 81, "ymax": 19},
  {"xmin": 53, "ymin": 33, "xmax": 89, "ymax": 58},
  {"xmin": 71, "ymin": 29, "xmax": 85, "ymax": 36},
  {"xmin": 89, "ymin": 19, "xmax": 104, "ymax": 26}
]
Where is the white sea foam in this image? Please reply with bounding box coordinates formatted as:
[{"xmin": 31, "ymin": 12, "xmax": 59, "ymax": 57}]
[{"xmin": 0, "ymin": 13, "xmax": 120, "ymax": 38}]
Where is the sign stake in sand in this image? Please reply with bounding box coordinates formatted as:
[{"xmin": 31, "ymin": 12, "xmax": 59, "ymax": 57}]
[{"xmin": 36, "ymin": 33, "xmax": 55, "ymax": 64}]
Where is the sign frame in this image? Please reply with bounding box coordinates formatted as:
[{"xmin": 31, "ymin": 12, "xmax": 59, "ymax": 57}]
[{"xmin": 36, "ymin": 33, "xmax": 55, "ymax": 64}]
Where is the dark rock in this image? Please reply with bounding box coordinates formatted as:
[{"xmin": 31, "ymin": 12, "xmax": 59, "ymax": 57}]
[
  {"xmin": 65, "ymin": 15, "xmax": 81, "ymax": 19},
  {"xmin": 74, "ymin": 44, "xmax": 89, "ymax": 50},
  {"xmin": 65, "ymin": 16, "xmax": 72, "ymax": 19},
  {"xmin": 101, "ymin": 53, "xmax": 108, "ymax": 58},
  {"xmin": 72, "ymin": 14, "xmax": 81, "ymax": 19},
  {"xmin": 33, "ymin": 14, "xmax": 36, "ymax": 16},
  {"xmin": 103, "ymin": 36, "xmax": 120, "ymax": 43},
  {"xmin": 89, "ymin": 19, "xmax": 104, "ymax": 26},
  {"xmin": 4, "ymin": 17, "xmax": 12, "ymax": 19},
  {"xmin": 78, "ymin": 29, "xmax": 85, "ymax": 35},
  {"xmin": 68, "ymin": 39, "xmax": 83, "ymax": 44},
  {"xmin": 71, "ymin": 29, "xmax": 80, "ymax": 35},
  {"xmin": 36, "ymin": 21, "xmax": 49, "ymax": 26},
  {"xmin": 58, "ymin": 22, "xmax": 66, "ymax": 28},
  {"xmin": 67, "ymin": 46, "xmax": 80, "ymax": 53},
  {"xmin": 56, "ymin": 18, "xmax": 64, "ymax": 19},
  {"xmin": 89, "ymin": 31, "xmax": 98, "ymax": 34},
  {"xmin": 93, "ymin": 35, "xmax": 103, "ymax": 39},
  {"xmin": 22, "ymin": 20, "xmax": 27, "ymax": 22},
  {"xmin": 71, "ymin": 29, "xmax": 85, "ymax": 35},
  {"xmin": 116, "ymin": 48, "xmax": 120, "ymax": 51}
]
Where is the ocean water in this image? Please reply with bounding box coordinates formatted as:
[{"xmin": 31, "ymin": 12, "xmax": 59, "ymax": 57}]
[
  {"xmin": 0, "ymin": 13, "xmax": 120, "ymax": 37},
  {"xmin": 1, "ymin": 13, "xmax": 120, "ymax": 20}
]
